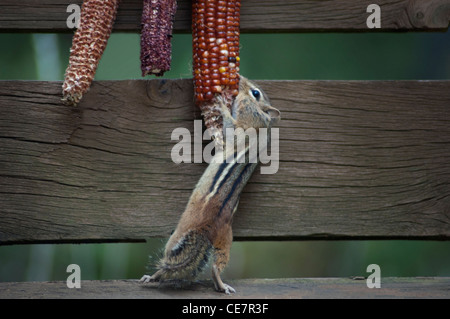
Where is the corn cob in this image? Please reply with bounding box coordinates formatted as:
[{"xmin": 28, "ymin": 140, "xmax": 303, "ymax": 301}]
[
  {"xmin": 62, "ymin": 0, "xmax": 119, "ymax": 106},
  {"xmin": 141, "ymin": 0, "xmax": 177, "ymax": 77},
  {"xmin": 192, "ymin": 0, "xmax": 241, "ymax": 146}
]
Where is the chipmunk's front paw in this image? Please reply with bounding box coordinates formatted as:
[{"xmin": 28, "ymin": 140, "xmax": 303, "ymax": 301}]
[
  {"xmin": 212, "ymin": 95, "xmax": 231, "ymax": 117},
  {"xmin": 214, "ymin": 94, "xmax": 228, "ymax": 109},
  {"xmin": 213, "ymin": 95, "xmax": 236, "ymax": 134}
]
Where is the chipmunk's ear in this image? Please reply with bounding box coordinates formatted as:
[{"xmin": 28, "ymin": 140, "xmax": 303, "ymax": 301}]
[
  {"xmin": 238, "ymin": 75, "xmax": 249, "ymax": 91},
  {"xmin": 267, "ymin": 108, "xmax": 280, "ymax": 119},
  {"xmin": 266, "ymin": 106, "xmax": 281, "ymax": 125}
]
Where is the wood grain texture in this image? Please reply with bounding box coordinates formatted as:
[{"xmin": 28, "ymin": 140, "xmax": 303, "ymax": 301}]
[
  {"xmin": 0, "ymin": 0, "xmax": 448, "ymax": 32},
  {"xmin": 0, "ymin": 79, "xmax": 449, "ymax": 244},
  {"xmin": 0, "ymin": 277, "xmax": 448, "ymax": 299}
]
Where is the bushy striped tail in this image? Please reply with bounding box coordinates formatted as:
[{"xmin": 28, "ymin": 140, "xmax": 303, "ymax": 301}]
[{"xmin": 157, "ymin": 230, "xmax": 212, "ymax": 281}]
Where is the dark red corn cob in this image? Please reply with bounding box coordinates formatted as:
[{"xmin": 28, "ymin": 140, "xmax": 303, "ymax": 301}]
[
  {"xmin": 141, "ymin": 0, "xmax": 178, "ymax": 77},
  {"xmin": 62, "ymin": 0, "xmax": 119, "ymax": 106},
  {"xmin": 192, "ymin": 0, "xmax": 241, "ymax": 145}
]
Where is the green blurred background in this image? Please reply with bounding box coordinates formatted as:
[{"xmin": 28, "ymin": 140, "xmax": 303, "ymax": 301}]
[{"xmin": 0, "ymin": 30, "xmax": 449, "ymax": 282}]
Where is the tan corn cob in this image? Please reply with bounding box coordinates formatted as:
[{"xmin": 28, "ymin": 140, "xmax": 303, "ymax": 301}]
[
  {"xmin": 62, "ymin": 0, "xmax": 119, "ymax": 106},
  {"xmin": 192, "ymin": 0, "xmax": 241, "ymax": 146}
]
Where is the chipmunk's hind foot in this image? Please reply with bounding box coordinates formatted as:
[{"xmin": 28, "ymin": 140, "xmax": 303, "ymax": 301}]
[
  {"xmin": 140, "ymin": 269, "xmax": 163, "ymax": 283},
  {"xmin": 212, "ymin": 264, "xmax": 235, "ymax": 294}
]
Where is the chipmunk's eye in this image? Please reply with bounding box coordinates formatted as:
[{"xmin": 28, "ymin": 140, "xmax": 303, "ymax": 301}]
[{"xmin": 251, "ymin": 89, "xmax": 261, "ymax": 101}]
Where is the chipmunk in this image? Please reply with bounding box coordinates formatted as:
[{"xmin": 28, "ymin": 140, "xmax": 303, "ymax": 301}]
[{"xmin": 140, "ymin": 76, "xmax": 281, "ymax": 294}]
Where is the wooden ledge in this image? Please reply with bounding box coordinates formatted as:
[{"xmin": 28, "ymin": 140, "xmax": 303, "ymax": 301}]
[
  {"xmin": 1, "ymin": 277, "xmax": 449, "ymax": 299},
  {"xmin": 0, "ymin": 0, "xmax": 449, "ymax": 32}
]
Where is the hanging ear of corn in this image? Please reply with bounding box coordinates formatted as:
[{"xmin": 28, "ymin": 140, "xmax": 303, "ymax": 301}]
[
  {"xmin": 192, "ymin": 0, "xmax": 241, "ymax": 145},
  {"xmin": 62, "ymin": 0, "xmax": 119, "ymax": 106},
  {"xmin": 141, "ymin": 0, "xmax": 178, "ymax": 77},
  {"xmin": 192, "ymin": 0, "xmax": 241, "ymax": 103}
]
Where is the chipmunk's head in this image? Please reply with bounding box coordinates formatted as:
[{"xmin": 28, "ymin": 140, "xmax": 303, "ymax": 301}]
[{"xmin": 232, "ymin": 76, "xmax": 281, "ymax": 129}]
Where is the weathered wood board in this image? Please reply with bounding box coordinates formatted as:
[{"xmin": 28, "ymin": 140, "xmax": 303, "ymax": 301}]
[
  {"xmin": 0, "ymin": 79, "xmax": 449, "ymax": 244},
  {"xmin": 0, "ymin": 0, "xmax": 448, "ymax": 32},
  {"xmin": 0, "ymin": 277, "xmax": 448, "ymax": 299}
]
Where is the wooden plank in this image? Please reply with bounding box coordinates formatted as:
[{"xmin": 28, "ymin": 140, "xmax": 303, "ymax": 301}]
[
  {"xmin": 0, "ymin": 79, "xmax": 449, "ymax": 244},
  {"xmin": 0, "ymin": 277, "xmax": 448, "ymax": 299},
  {"xmin": 0, "ymin": 0, "xmax": 448, "ymax": 33}
]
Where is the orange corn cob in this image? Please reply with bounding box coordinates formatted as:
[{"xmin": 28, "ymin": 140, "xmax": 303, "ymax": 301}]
[
  {"xmin": 62, "ymin": 0, "xmax": 119, "ymax": 106},
  {"xmin": 192, "ymin": 0, "xmax": 241, "ymax": 145}
]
